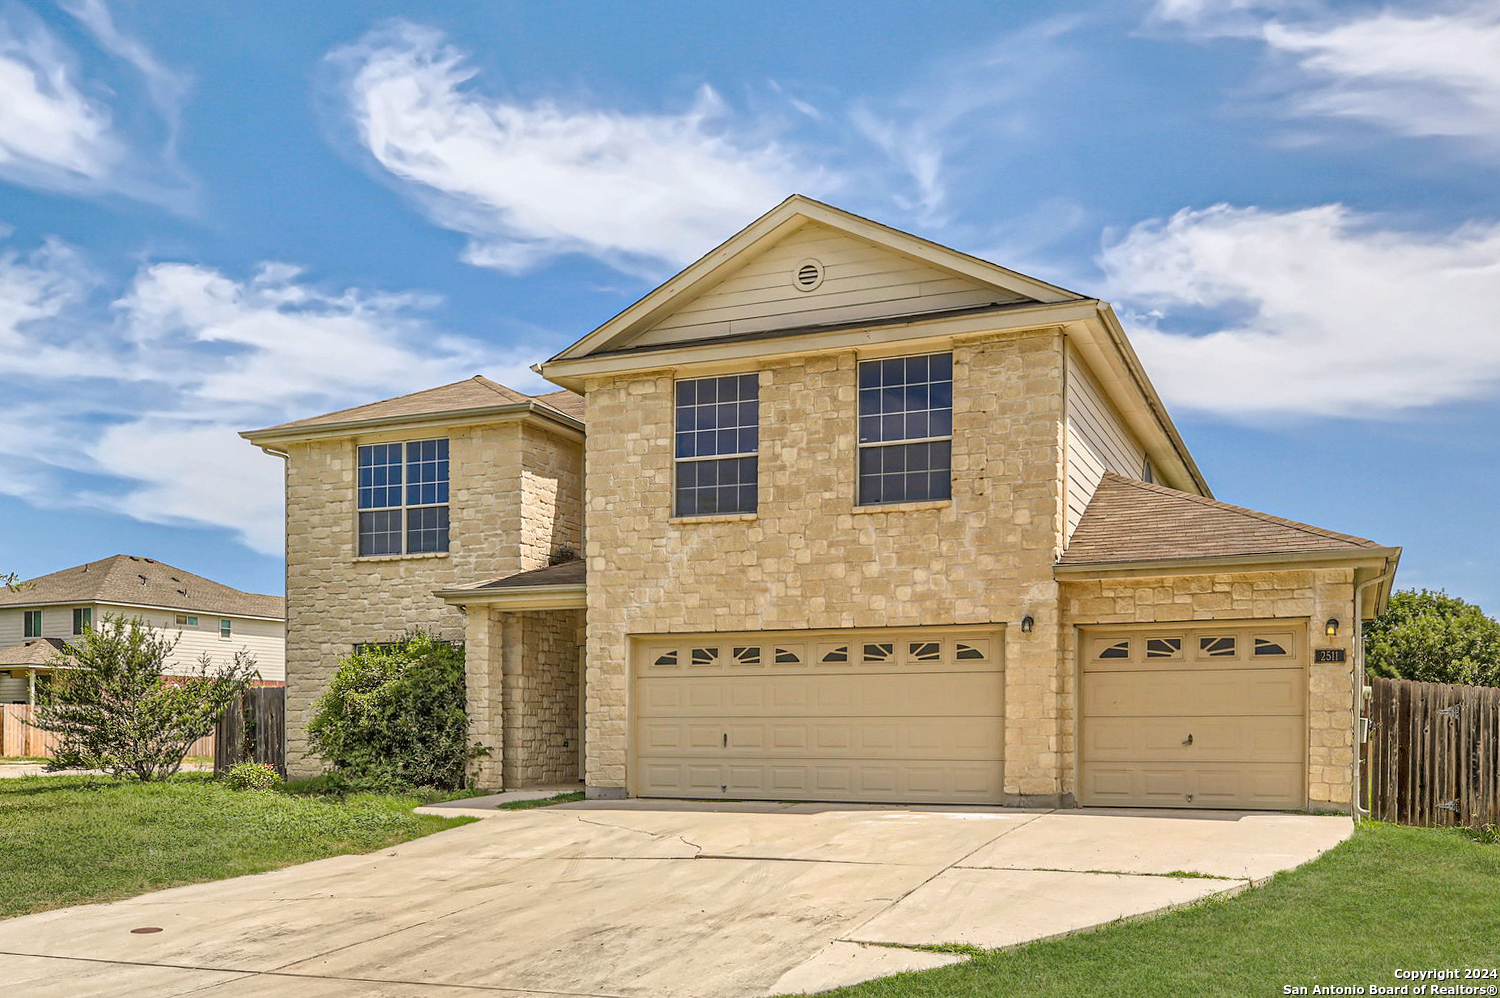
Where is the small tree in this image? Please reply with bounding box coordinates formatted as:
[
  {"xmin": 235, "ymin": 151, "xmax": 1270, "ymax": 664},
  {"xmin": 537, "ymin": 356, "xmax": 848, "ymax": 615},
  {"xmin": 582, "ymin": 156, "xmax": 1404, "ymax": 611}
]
[
  {"xmin": 307, "ymin": 632, "xmax": 474, "ymax": 789},
  {"xmin": 1364, "ymin": 589, "xmax": 1500, "ymax": 688},
  {"xmin": 30, "ymin": 614, "xmax": 258, "ymax": 780}
]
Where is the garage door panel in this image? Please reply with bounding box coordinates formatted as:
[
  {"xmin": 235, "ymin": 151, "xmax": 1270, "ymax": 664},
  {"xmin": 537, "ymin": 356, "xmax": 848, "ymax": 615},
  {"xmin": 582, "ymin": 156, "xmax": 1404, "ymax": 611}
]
[
  {"xmin": 1081, "ymin": 763, "xmax": 1303, "ymax": 809},
  {"xmin": 1079, "ymin": 622, "xmax": 1308, "ymax": 810},
  {"xmin": 633, "ymin": 626, "xmax": 1004, "ymax": 804},
  {"xmin": 1083, "ymin": 669, "xmax": 1303, "ymax": 717},
  {"xmin": 638, "ymin": 672, "xmax": 1002, "ymax": 718},
  {"xmin": 637, "ymin": 758, "xmax": 1004, "ymax": 803},
  {"xmin": 638, "ymin": 715, "xmax": 1001, "ymax": 760},
  {"xmin": 1084, "ymin": 715, "xmax": 1304, "ymax": 764}
]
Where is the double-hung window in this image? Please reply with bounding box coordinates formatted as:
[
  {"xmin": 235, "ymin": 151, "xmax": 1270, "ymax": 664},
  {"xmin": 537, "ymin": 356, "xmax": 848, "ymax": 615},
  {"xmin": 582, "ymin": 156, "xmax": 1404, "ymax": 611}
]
[
  {"xmin": 674, "ymin": 373, "xmax": 759, "ymax": 516},
  {"xmin": 357, "ymin": 439, "xmax": 450, "ymax": 556},
  {"xmin": 857, "ymin": 352, "xmax": 953, "ymax": 505},
  {"xmin": 23, "ymin": 610, "xmax": 41, "ymax": 637}
]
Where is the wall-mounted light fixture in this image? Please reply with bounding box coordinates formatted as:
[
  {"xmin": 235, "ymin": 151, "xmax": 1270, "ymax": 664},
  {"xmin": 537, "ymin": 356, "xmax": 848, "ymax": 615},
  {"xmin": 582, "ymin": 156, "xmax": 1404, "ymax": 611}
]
[
  {"xmin": 1325, "ymin": 618, "xmax": 1340, "ymax": 637},
  {"xmin": 1020, "ymin": 614, "xmax": 1034, "ymax": 633}
]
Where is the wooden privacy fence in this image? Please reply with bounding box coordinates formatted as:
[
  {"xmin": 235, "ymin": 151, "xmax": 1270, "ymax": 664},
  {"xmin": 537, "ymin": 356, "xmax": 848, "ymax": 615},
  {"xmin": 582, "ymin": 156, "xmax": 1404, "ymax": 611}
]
[
  {"xmin": 215, "ymin": 686, "xmax": 286, "ymax": 776},
  {"xmin": 1364, "ymin": 676, "xmax": 1500, "ymax": 829},
  {"xmin": 1, "ymin": 704, "xmax": 215, "ymax": 761}
]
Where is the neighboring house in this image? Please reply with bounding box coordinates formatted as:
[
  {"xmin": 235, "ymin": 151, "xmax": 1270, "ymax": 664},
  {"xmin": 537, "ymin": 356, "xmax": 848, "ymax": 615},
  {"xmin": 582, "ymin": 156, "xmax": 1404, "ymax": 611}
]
[
  {"xmin": 244, "ymin": 195, "xmax": 1398, "ymax": 813},
  {"xmin": 0, "ymin": 555, "xmax": 286, "ymax": 703}
]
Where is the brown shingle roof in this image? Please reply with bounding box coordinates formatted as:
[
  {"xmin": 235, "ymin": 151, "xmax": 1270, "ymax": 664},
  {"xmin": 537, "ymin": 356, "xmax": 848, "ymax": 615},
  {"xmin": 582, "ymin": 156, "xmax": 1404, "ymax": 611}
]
[
  {"xmin": 1060, "ymin": 474, "xmax": 1384, "ymax": 566},
  {"xmin": 245, "ymin": 377, "xmax": 584, "ymax": 436},
  {"xmin": 0, "ymin": 556, "xmax": 285, "ymax": 619},
  {"xmin": 0, "ymin": 638, "xmax": 68, "ymax": 667},
  {"xmin": 468, "ymin": 559, "xmax": 586, "ymax": 591}
]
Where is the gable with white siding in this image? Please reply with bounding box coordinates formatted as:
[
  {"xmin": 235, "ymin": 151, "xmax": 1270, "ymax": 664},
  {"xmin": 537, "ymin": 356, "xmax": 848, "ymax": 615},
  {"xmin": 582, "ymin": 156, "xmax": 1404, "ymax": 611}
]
[
  {"xmin": 1065, "ymin": 341, "xmax": 1147, "ymax": 540},
  {"xmin": 629, "ymin": 221, "xmax": 1035, "ymax": 348}
]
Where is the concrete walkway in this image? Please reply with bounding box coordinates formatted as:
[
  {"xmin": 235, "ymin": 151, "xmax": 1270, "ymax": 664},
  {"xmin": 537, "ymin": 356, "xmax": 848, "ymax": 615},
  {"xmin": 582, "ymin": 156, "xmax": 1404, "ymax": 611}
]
[{"xmin": 0, "ymin": 800, "xmax": 1352, "ymax": 998}]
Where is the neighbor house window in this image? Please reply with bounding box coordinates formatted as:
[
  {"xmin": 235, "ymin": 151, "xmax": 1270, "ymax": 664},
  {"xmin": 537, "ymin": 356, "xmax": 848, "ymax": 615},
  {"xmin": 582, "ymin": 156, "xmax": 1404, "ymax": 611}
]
[
  {"xmin": 857, "ymin": 352, "xmax": 953, "ymax": 505},
  {"xmin": 72, "ymin": 608, "xmax": 91, "ymax": 634},
  {"xmin": 175, "ymin": 614, "xmax": 199, "ymax": 627},
  {"xmin": 23, "ymin": 610, "xmax": 41, "ymax": 637},
  {"xmin": 357, "ymin": 438, "xmax": 450, "ymax": 555},
  {"xmin": 220, "ymin": 619, "xmax": 232, "ymax": 638},
  {"xmin": 675, "ymin": 374, "xmax": 758, "ymax": 516}
]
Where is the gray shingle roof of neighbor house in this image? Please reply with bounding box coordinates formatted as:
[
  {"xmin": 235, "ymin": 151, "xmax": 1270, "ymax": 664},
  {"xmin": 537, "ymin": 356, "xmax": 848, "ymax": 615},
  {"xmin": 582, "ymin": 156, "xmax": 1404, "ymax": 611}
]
[
  {"xmin": 0, "ymin": 638, "xmax": 68, "ymax": 667},
  {"xmin": 0, "ymin": 556, "xmax": 285, "ymax": 620},
  {"xmin": 243, "ymin": 376, "xmax": 585, "ymax": 437},
  {"xmin": 1060, "ymin": 474, "xmax": 1388, "ymax": 566}
]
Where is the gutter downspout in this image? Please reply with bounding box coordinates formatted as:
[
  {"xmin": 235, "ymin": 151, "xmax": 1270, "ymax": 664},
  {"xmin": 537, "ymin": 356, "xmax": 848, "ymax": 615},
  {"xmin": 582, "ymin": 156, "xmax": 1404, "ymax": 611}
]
[{"xmin": 1351, "ymin": 560, "xmax": 1396, "ymax": 821}]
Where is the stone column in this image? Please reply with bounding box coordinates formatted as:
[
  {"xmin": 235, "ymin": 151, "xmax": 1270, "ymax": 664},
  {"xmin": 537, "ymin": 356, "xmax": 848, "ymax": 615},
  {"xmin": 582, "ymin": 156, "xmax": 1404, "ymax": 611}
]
[{"xmin": 463, "ymin": 606, "xmax": 505, "ymax": 790}]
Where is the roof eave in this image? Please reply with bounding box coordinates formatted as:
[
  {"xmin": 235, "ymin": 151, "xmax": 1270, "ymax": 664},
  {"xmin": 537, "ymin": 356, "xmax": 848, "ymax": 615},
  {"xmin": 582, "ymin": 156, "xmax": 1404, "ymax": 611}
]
[
  {"xmin": 241, "ymin": 401, "xmax": 584, "ymax": 446},
  {"xmin": 1055, "ymin": 545, "xmax": 1403, "ymax": 580},
  {"xmin": 432, "ymin": 582, "xmax": 586, "ymax": 611},
  {"xmin": 0, "ymin": 598, "xmax": 285, "ymax": 621},
  {"xmin": 537, "ymin": 300, "xmax": 1100, "ymax": 391}
]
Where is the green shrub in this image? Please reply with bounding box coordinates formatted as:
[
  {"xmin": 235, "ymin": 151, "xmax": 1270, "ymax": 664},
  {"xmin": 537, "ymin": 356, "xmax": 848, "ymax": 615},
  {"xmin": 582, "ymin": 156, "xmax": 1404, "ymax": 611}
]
[
  {"xmin": 222, "ymin": 762, "xmax": 283, "ymax": 791},
  {"xmin": 30, "ymin": 614, "xmax": 257, "ymax": 781},
  {"xmin": 306, "ymin": 632, "xmax": 481, "ymax": 790}
]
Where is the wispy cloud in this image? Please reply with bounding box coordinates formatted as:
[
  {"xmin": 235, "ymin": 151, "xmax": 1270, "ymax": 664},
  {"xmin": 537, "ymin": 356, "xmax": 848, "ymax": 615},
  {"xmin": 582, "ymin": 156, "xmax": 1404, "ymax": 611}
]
[
  {"xmin": 0, "ymin": 2, "xmax": 190, "ymax": 204},
  {"xmin": 1151, "ymin": 1, "xmax": 1500, "ymax": 152},
  {"xmin": 1101, "ymin": 202, "xmax": 1500, "ymax": 418},
  {"xmin": 330, "ymin": 21, "xmax": 837, "ymax": 274},
  {"xmin": 328, "ymin": 19, "xmax": 1084, "ymax": 274},
  {"xmin": 0, "ymin": 232, "xmax": 543, "ymax": 554}
]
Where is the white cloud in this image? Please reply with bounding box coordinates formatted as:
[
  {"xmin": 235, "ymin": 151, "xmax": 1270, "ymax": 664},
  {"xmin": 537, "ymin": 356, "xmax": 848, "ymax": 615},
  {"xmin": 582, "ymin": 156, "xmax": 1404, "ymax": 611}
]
[
  {"xmin": 332, "ymin": 21, "xmax": 834, "ymax": 273},
  {"xmin": 0, "ymin": 3, "xmax": 189, "ymax": 203},
  {"xmin": 0, "ymin": 10, "xmax": 122, "ymax": 191},
  {"xmin": 0, "ymin": 235, "xmax": 544, "ymax": 554},
  {"xmin": 1151, "ymin": 1, "xmax": 1500, "ymax": 150},
  {"xmin": 1100, "ymin": 202, "xmax": 1500, "ymax": 418}
]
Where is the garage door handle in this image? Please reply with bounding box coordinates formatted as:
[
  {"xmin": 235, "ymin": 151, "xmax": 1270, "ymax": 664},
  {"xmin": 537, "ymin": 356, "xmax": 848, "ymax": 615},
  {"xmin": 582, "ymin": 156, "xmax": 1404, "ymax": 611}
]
[
  {"xmin": 1182, "ymin": 734, "xmax": 1193, "ymax": 746},
  {"xmin": 722, "ymin": 732, "xmax": 728, "ymax": 748}
]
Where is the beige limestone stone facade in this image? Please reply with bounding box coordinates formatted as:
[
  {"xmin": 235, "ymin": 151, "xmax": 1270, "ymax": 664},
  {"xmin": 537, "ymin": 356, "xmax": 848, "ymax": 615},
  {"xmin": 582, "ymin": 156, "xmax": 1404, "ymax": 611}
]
[
  {"xmin": 581, "ymin": 329, "xmax": 1073, "ymax": 803},
  {"xmin": 1059, "ymin": 568, "xmax": 1359, "ymax": 807},
  {"xmin": 281, "ymin": 417, "xmax": 582, "ymax": 779}
]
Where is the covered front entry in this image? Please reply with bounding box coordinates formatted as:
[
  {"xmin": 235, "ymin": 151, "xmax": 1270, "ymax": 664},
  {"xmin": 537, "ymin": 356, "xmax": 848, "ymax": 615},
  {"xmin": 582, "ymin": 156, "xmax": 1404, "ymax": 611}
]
[
  {"xmin": 632, "ymin": 625, "xmax": 1005, "ymax": 804},
  {"xmin": 1078, "ymin": 620, "xmax": 1308, "ymax": 810}
]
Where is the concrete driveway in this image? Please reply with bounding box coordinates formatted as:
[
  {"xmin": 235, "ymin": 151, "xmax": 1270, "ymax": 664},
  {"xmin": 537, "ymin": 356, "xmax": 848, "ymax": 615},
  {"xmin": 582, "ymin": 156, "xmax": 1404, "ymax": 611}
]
[{"xmin": 0, "ymin": 800, "xmax": 1352, "ymax": 998}]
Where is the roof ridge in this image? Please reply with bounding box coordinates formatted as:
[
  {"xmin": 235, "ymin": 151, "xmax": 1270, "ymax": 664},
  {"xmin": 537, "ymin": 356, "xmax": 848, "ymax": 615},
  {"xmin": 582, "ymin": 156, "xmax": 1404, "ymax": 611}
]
[
  {"xmin": 472, "ymin": 375, "xmax": 529, "ymax": 402},
  {"xmin": 1099, "ymin": 473, "xmax": 1378, "ymax": 548}
]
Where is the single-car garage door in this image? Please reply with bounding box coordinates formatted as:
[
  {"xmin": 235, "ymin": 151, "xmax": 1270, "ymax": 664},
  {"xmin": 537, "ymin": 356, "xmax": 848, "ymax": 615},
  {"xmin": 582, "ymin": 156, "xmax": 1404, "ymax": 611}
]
[
  {"xmin": 1079, "ymin": 622, "xmax": 1307, "ymax": 810},
  {"xmin": 633, "ymin": 626, "xmax": 1004, "ymax": 804}
]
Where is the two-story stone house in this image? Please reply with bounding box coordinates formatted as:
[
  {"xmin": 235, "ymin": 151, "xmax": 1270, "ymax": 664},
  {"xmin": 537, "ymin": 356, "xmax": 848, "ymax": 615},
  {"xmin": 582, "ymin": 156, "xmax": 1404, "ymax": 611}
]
[{"xmin": 245, "ymin": 196, "xmax": 1398, "ymax": 813}]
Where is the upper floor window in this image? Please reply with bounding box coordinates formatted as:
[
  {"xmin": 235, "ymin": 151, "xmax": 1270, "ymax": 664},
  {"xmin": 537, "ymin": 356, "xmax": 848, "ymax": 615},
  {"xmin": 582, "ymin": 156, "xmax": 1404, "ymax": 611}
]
[
  {"xmin": 72, "ymin": 608, "xmax": 91, "ymax": 634},
  {"xmin": 23, "ymin": 610, "xmax": 41, "ymax": 637},
  {"xmin": 358, "ymin": 439, "xmax": 450, "ymax": 556},
  {"xmin": 857, "ymin": 352, "xmax": 953, "ymax": 505},
  {"xmin": 220, "ymin": 619, "xmax": 232, "ymax": 638},
  {"xmin": 675, "ymin": 374, "xmax": 758, "ymax": 516},
  {"xmin": 175, "ymin": 614, "xmax": 199, "ymax": 627}
]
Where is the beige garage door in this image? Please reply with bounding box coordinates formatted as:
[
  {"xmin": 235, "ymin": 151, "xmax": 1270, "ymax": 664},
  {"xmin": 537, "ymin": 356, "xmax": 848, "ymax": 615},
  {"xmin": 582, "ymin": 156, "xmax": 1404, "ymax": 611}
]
[
  {"xmin": 633, "ymin": 626, "xmax": 1004, "ymax": 804},
  {"xmin": 1079, "ymin": 622, "xmax": 1307, "ymax": 810}
]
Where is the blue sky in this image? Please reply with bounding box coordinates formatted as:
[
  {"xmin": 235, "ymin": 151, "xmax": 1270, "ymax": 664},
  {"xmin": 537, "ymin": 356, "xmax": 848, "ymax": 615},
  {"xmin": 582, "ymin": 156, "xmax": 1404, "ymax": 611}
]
[{"xmin": 2, "ymin": 0, "xmax": 1498, "ymax": 606}]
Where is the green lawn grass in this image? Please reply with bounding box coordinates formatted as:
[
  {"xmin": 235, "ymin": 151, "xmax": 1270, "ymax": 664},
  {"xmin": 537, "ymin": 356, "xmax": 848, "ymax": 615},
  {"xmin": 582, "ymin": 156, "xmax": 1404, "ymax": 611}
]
[
  {"xmin": 0, "ymin": 773, "xmax": 472, "ymax": 920},
  {"xmin": 497, "ymin": 790, "xmax": 586, "ymax": 810},
  {"xmin": 797, "ymin": 823, "xmax": 1500, "ymax": 998}
]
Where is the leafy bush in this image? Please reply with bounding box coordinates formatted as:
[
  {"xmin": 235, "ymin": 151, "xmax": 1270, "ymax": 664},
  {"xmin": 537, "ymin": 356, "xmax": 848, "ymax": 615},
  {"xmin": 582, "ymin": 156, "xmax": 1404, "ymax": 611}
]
[
  {"xmin": 222, "ymin": 761, "xmax": 282, "ymax": 791},
  {"xmin": 1365, "ymin": 589, "xmax": 1500, "ymax": 688},
  {"xmin": 30, "ymin": 614, "xmax": 257, "ymax": 781},
  {"xmin": 306, "ymin": 632, "xmax": 480, "ymax": 790}
]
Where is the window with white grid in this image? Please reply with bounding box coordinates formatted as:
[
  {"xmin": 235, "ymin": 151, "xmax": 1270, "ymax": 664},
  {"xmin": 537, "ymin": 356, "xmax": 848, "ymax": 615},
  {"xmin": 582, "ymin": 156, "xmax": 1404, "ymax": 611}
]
[
  {"xmin": 357, "ymin": 438, "xmax": 449, "ymax": 555},
  {"xmin": 857, "ymin": 352, "xmax": 953, "ymax": 505},
  {"xmin": 674, "ymin": 373, "xmax": 758, "ymax": 516}
]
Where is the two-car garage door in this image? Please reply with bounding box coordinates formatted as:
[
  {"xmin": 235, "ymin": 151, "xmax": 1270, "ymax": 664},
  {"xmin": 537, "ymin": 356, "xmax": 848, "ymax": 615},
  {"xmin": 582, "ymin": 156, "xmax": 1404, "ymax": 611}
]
[
  {"xmin": 1079, "ymin": 622, "xmax": 1308, "ymax": 810},
  {"xmin": 632, "ymin": 626, "xmax": 1004, "ymax": 804}
]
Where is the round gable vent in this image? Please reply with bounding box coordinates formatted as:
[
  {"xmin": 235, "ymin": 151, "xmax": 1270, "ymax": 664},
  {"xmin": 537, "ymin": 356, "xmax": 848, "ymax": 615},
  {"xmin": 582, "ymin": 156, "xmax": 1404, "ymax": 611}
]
[{"xmin": 793, "ymin": 258, "xmax": 824, "ymax": 292}]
